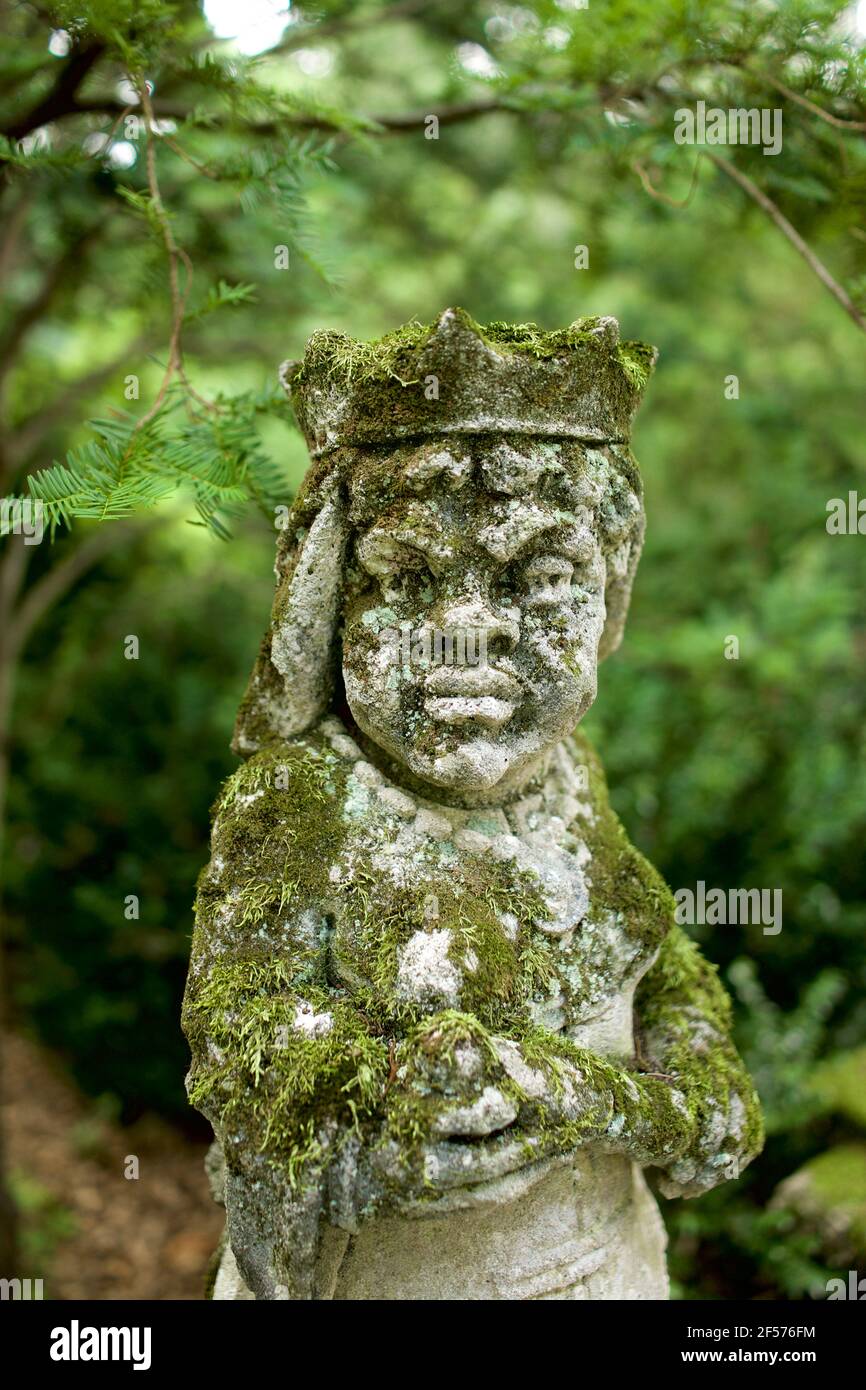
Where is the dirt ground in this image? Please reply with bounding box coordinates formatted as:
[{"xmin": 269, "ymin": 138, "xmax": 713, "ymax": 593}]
[{"xmin": 3, "ymin": 1030, "xmax": 224, "ymax": 1300}]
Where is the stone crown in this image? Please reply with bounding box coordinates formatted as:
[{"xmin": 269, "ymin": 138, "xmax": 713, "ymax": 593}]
[{"xmin": 281, "ymin": 307, "xmax": 657, "ymax": 456}]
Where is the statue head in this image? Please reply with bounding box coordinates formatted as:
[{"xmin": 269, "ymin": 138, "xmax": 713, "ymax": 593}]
[{"xmin": 235, "ymin": 309, "xmax": 656, "ymax": 801}]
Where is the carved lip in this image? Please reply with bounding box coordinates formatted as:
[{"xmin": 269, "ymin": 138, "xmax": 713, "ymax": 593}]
[
  {"xmin": 423, "ymin": 666, "xmax": 520, "ymax": 701},
  {"xmin": 424, "ymin": 696, "xmax": 516, "ymax": 730}
]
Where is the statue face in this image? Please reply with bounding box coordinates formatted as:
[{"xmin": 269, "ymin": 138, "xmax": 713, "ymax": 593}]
[{"xmin": 341, "ymin": 438, "xmax": 619, "ymax": 796}]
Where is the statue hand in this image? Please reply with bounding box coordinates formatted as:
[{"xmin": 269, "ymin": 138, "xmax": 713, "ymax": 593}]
[
  {"xmin": 392, "ymin": 1022, "xmax": 520, "ymax": 1140},
  {"xmin": 388, "ymin": 1021, "xmax": 612, "ymax": 1138},
  {"xmin": 362, "ymin": 1025, "xmax": 617, "ymax": 1203}
]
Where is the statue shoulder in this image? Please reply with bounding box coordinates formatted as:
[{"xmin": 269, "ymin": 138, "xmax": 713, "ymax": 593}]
[
  {"xmin": 212, "ymin": 732, "xmax": 346, "ymax": 829},
  {"xmin": 564, "ymin": 727, "xmax": 610, "ymax": 807},
  {"xmin": 563, "ymin": 729, "xmax": 674, "ymax": 955},
  {"xmin": 191, "ymin": 732, "xmax": 348, "ymax": 962}
]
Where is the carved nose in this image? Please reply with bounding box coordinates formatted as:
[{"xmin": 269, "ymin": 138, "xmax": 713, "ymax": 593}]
[{"xmin": 439, "ymin": 595, "xmax": 519, "ymax": 660}]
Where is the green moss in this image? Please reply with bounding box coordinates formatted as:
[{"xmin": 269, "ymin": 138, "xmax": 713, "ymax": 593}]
[
  {"xmin": 375, "ymin": 991, "xmax": 736, "ymax": 1186},
  {"xmin": 571, "ymin": 729, "xmax": 674, "ymax": 956},
  {"xmin": 183, "ymin": 736, "xmax": 372, "ymax": 1187},
  {"xmin": 616, "ymin": 340, "xmax": 656, "ymax": 392},
  {"xmin": 291, "ymin": 307, "xmax": 654, "ymax": 393},
  {"xmin": 491, "ymin": 1020, "xmax": 691, "ymax": 1162},
  {"xmin": 451, "ymin": 866, "xmax": 556, "ymax": 1020},
  {"xmin": 194, "ymin": 738, "xmax": 345, "ymax": 951},
  {"xmin": 637, "ymin": 925, "xmax": 732, "ymax": 1039},
  {"xmin": 384, "ymin": 1010, "xmax": 505, "ymax": 1154},
  {"xmin": 185, "ymin": 728, "xmax": 762, "ymax": 1200},
  {"xmin": 480, "ymin": 317, "xmax": 613, "ymax": 357},
  {"xmin": 186, "ymin": 957, "xmax": 389, "ymax": 1185},
  {"xmin": 634, "ymin": 926, "xmax": 765, "ymax": 1166},
  {"xmin": 331, "ymin": 856, "xmax": 554, "ymax": 1035},
  {"xmin": 294, "ymin": 320, "xmax": 430, "ymax": 389}
]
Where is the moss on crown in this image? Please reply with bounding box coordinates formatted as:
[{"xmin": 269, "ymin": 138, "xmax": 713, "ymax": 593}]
[
  {"xmin": 292, "ymin": 312, "xmax": 653, "ymax": 386},
  {"xmin": 284, "ymin": 307, "xmax": 657, "ymax": 455}
]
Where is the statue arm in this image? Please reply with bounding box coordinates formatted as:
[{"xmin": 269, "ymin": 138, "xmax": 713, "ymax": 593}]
[
  {"xmin": 343, "ymin": 920, "xmax": 764, "ymax": 1203},
  {"xmin": 182, "ymin": 933, "xmax": 393, "ymax": 1298},
  {"xmin": 623, "ymin": 924, "xmax": 764, "ymax": 1193},
  {"xmin": 495, "ymin": 927, "xmax": 764, "ymax": 1196}
]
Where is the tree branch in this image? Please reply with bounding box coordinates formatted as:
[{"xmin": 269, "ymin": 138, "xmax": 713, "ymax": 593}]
[
  {"xmin": 49, "ymin": 94, "xmax": 510, "ymax": 137},
  {"xmin": 706, "ymin": 152, "xmax": 866, "ymax": 335},
  {"xmin": 0, "ymin": 536, "xmax": 28, "ymax": 634},
  {"xmin": 758, "ymin": 72, "xmax": 866, "ymax": 133},
  {"xmin": 0, "ymin": 227, "xmax": 98, "ymax": 390},
  {"xmin": 633, "ymin": 157, "xmax": 701, "ymax": 208},
  {"xmin": 5, "ymin": 522, "xmax": 149, "ymax": 661},
  {"xmin": 3, "ymin": 334, "xmax": 154, "ymax": 480},
  {"xmin": 132, "ymin": 80, "xmax": 196, "ymax": 431},
  {"xmin": 2, "ymin": 40, "xmax": 105, "ymax": 142},
  {"xmin": 0, "ymin": 189, "xmax": 33, "ymax": 283}
]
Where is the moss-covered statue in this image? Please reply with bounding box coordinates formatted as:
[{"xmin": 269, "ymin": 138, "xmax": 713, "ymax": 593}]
[{"xmin": 182, "ymin": 308, "xmax": 763, "ymax": 1301}]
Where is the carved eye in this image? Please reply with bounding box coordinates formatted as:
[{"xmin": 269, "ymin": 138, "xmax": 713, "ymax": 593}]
[
  {"xmin": 522, "ymin": 555, "xmax": 574, "ymax": 602},
  {"xmin": 357, "ymin": 533, "xmax": 432, "ymax": 581}
]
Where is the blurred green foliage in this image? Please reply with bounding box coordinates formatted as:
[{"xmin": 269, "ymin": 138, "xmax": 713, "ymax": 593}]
[
  {"xmin": 9, "ymin": 1173, "xmax": 77, "ymax": 1268},
  {"xmin": 7, "ymin": 521, "xmax": 273, "ymax": 1117},
  {"xmin": 2, "ymin": 0, "xmax": 865, "ymax": 1298}
]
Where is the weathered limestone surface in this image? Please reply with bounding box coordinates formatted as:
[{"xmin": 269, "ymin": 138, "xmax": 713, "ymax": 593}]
[
  {"xmin": 182, "ymin": 309, "xmax": 763, "ymax": 1301},
  {"xmin": 213, "ymin": 1148, "xmax": 667, "ymax": 1301}
]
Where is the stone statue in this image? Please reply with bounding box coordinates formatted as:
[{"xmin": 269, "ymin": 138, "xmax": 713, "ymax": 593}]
[{"xmin": 182, "ymin": 308, "xmax": 763, "ymax": 1300}]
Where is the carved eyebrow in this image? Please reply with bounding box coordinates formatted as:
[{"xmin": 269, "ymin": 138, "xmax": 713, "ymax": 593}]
[
  {"xmin": 357, "ymin": 518, "xmax": 454, "ymax": 571},
  {"xmin": 477, "ymin": 507, "xmax": 560, "ymax": 563},
  {"xmin": 522, "ymin": 527, "xmax": 597, "ymax": 565},
  {"xmin": 476, "ymin": 506, "xmax": 596, "ymax": 564},
  {"xmin": 359, "ymin": 506, "xmax": 595, "ymax": 571}
]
